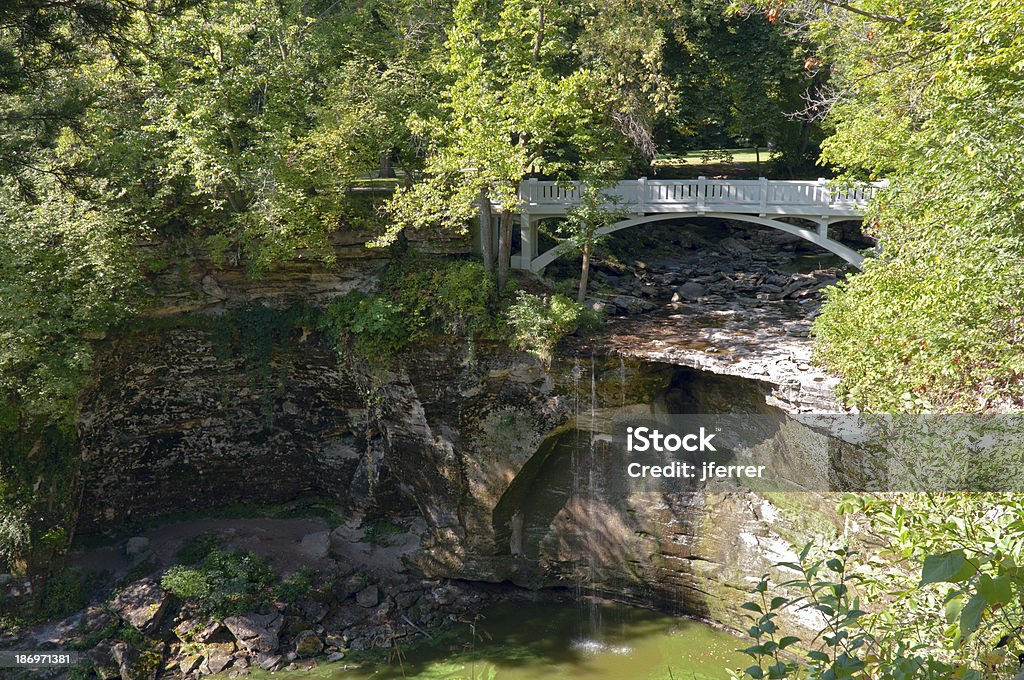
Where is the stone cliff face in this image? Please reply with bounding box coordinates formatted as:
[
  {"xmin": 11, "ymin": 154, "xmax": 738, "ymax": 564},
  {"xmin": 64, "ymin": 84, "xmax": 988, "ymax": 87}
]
[
  {"xmin": 78, "ymin": 302, "xmax": 838, "ymax": 639},
  {"xmin": 75, "ymin": 237, "xmax": 846, "ymax": 638}
]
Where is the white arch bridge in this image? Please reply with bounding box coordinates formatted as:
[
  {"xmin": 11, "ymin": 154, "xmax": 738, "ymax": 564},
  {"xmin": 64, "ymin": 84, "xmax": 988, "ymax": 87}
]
[{"xmin": 487, "ymin": 177, "xmax": 883, "ymax": 271}]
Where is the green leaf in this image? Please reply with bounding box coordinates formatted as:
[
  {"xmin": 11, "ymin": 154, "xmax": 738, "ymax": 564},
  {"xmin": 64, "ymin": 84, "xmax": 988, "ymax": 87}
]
[
  {"xmin": 944, "ymin": 595, "xmax": 963, "ymax": 624},
  {"xmin": 778, "ymin": 636, "xmax": 801, "ymax": 649},
  {"xmin": 920, "ymin": 550, "xmax": 977, "ymax": 585},
  {"xmin": 959, "ymin": 593, "xmax": 987, "ymax": 639},
  {"xmin": 977, "ymin": 574, "xmax": 1012, "ymax": 605}
]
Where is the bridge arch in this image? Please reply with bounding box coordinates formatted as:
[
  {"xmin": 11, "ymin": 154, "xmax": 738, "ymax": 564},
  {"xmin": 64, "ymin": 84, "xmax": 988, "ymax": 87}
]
[{"xmin": 525, "ymin": 212, "xmax": 866, "ymax": 272}]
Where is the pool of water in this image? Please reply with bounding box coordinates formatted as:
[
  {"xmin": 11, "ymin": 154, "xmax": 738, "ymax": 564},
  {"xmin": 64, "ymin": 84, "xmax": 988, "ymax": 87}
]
[{"xmin": 259, "ymin": 600, "xmax": 750, "ymax": 680}]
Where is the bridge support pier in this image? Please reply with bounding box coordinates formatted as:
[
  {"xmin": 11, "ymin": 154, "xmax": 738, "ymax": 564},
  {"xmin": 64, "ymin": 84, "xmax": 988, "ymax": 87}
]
[
  {"xmin": 817, "ymin": 219, "xmax": 829, "ymax": 238},
  {"xmin": 519, "ymin": 212, "xmax": 537, "ymax": 270}
]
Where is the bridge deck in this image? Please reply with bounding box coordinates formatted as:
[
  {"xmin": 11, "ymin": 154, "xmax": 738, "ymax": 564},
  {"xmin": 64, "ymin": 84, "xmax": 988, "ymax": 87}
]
[
  {"xmin": 511, "ymin": 177, "xmax": 880, "ymax": 218},
  {"xmin": 482, "ymin": 177, "xmax": 882, "ymax": 271}
]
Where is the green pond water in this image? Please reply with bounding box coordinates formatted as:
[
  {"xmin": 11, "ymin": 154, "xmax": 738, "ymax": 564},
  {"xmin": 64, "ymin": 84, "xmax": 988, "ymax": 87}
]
[{"xmin": 259, "ymin": 601, "xmax": 749, "ymax": 680}]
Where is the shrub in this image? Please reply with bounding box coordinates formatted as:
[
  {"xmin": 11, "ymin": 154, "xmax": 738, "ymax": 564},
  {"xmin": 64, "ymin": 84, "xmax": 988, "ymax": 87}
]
[
  {"xmin": 159, "ymin": 548, "xmax": 275, "ymax": 617},
  {"xmin": 276, "ymin": 567, "xmax": 316, "ymax": 605},
  {"xmin": 321, "ymin": 254, "xmax": 500, "ymax": 360},
  {"xmin": 321, "ymin": 291, "xmax": 417, "ymax": 359},
  {"xmin": 160, "ymin": 566, "xmax": 211, "ymax": 600},
  {"xmin": 38, "ymin": 569, "xmax": 91, "ymax": 621},
  {"xmin": 505, "ymin": 291, "xmax": 599, "ymax": 364}
]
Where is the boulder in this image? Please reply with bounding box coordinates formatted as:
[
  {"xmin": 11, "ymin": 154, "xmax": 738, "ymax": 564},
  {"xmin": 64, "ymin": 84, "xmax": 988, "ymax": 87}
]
[
  {"xmin": 59, "ymin": 606, "xmax": 117, "ymax": 647},
  {"xmin": 609, "ymin": 295, "xmax": 656, "ymax": 315},
  {"xmin": 111, "ymin": 641, "xmax": 161, "ymax": 680},
  {"xmin": 199, "ymin": 642, "xmax": 234, "ymax": 675},
  {"xmin": 111, "ymin": 579, "xmax": 170, "ymax": 634},
  {"xmin": 355, "ymin": 584, "xmax": 379, "ymax": 608},
  {"xmin": 223, "ymin": 612, "xmax": 283, "ymax": 654},
  {"xmin": 676, "ymin": 282, "xmax": 706, "ymax": 300},
  {"xmin": 297, "ymin": 531, "xmax": 330, "ymax": 561},
  {"xmin": 294, "ymin": 630, "xmax": 323, "ymax": 658},
  {"xmin": 89, "ymin": 640, "xmax": 120, "ymax": 680},
  {"xmin": 257, "ymin": 653, "xmax": 283, "ymax": 671},
  {"xmin": 179, "ymin": 654, "xmax": 203, "ymax": 675},
  {"xmin": 125, "ymin": 537, "xmax": 150, "ymax": 560},
  {"xmin": 778, "ymin": 274, "xmax": 816, "ymax": 298}
]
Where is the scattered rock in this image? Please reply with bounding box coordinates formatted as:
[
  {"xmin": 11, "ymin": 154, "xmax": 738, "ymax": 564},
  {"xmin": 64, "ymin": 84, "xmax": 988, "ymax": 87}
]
[
  {"xmin": 59, "ymin": 606, "xmax": 117, "ymax": 647},
  {"xmin": 294, "ymin": 629, "xmax": 324, "ymax": 657},
  {"xmin": 179, "ymin": 654, "xmax": 203, "ymax": 675},
  {"xmin": 676, "ymin": 282, "xmax": 706, "ymax": 300},
  {"xmin": 432, "ymin": 586, "xmax": 455, "ymax": 606},
  {"xmin": 200, "ymin": 642, "xmax": 234, "ymax": 675},
  {"xmin": 297, "ymin": 531, "xmax": 331, "ymax": 561},
  {"xmin": 355, "ymin": 585, "xmax": 379, "ymax": 608},
  {"xmin": 326, "ymin": 651, "xmax": 347, "ymax": 663},
  {"xmin": 125, "ymin": 536, "xmax": 151, "ymax": 560},
  {"xmin": 223, "ymin": 612, "xmax": 283, "ymax": 654},
  {"xmin": 110, "ymin": 579, "xmax": 170, "ymax": 634},
  {"xmin": 257, "ymin": 653, "xmax": 283, "ymax": 671},
  {"xmin": 89, "ymin": 640, "xmax": 120, "ymax": 680},
  {"xmin": 111, "ymin": 641, "xmax": 162, "ymax": 680}
]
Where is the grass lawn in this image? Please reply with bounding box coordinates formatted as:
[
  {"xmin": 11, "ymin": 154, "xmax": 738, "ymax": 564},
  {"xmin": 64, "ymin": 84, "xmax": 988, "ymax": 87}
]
[{"xmin": 651, "ymin": 147, "xmax": 815, "ymax": 179}]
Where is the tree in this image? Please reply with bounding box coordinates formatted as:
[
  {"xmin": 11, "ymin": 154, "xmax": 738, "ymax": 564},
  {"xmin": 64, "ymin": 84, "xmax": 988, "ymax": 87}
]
[
  {"xmin": 742, "ymin": 0, "xmax": 1024, "ymax": 411},
  {"xmin": 654, "ymin": 0, "xmax": 814, "ymax": 166},
  {"xmin": 558, "ymin": 184, "xmax": 627, "ymax": 302},
  {"xmin": 383, "ymin": 0, "xmax": 668, "ymax": 289}
]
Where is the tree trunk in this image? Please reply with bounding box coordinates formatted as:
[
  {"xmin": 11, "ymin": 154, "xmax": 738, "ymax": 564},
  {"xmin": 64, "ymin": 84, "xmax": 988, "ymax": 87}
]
[
  {"xmin": 755, "ymin": 145, "xmax": 761, "ymax": 170},
  {"xmin": 577, "ymin": 241, "xmax": 591, "ymax": 303},
  {"xmin": 496, "ymin": 209, "xmax": 513, "ymax": 290},
  {"xmin": 799, "ymin": 118, "xmax": 813, "ymax": 157},
  {"xmin": 378, "ymin": 152, "xmax": 395, "ymax": 178},
  {"xmin": 478, "ymin": 188, "xmax": 494, "ymax": 273}
]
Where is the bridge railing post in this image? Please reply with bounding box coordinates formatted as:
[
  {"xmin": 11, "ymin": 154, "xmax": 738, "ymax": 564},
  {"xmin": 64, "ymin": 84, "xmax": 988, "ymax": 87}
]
[
  {"xmin": 636, "ymin": 177, "xmax": 647, "ymax": 215},
  {"xmin": 818, "ymin": 177, "xmax": 829, "ymax": 208},
  {"xmin": 697, "ymin": 176, "xmax": 706, "ymax": 214},
  {"xmin": 759, "ymin": 177, "xmax": 768, "ymax": 216}
]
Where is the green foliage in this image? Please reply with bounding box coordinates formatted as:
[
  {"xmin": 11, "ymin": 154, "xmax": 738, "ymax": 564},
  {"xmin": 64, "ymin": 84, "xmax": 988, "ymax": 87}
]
[
  {"xmin": 160, "ymin": 547, "xmax": 275, "ymax": 617},
  {"xmin": 732, "ymin": 494, "xmax": 1024, "ymax": 678},
  {"xmin": 160, "ymin": 567, "xmax": 213, "ymax": 601},
  {"xmin": 0, "ymin": 419, "xmax": 80, "ymax": 593},
  {"xmin": 0, "ymin": 182, "xmax": 140, "ymax": 420},
  {"xmin": 321, "ymin": 254, "xmax": 500, "ymax": 360},
  {"xmin": 321, "ymin": 291, "xmax": 418, "ymax": 359},
  {"xmin": 660, "ymin": 1, "xmax": 815, "ymax": 163},
  {"xmin": 504, "ymin": 291, "xmax": 599, "ymax": 364},
  {"xmin": 381, "ymin": 0, "xmax": 668, "ymax": 253},
  {"xmin": 37, "ymin": 569, "xmax": 93, "ymax": 622},
  {"xmin": 750, "ymin": 0, "xmax": 1024, "ymax": 411},
  {"xmin": 277, "ymin": 567, "xmax": 317, "ymax": 605},
  {"xmin": 0, "ymin": 181, "xmax": 136, "ymax": 588}
]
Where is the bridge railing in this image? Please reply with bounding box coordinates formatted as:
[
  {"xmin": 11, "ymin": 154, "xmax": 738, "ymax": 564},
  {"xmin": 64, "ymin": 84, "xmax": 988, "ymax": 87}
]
[{"xmin": 519, "ymin": 177, "xmax": 883, "ymax": 216}]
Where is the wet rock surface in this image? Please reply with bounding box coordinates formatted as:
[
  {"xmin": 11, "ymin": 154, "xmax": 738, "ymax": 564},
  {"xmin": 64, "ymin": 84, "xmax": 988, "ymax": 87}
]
[{"xmin": 565, "ymin": 223, "xmax": 856, "ymax": 412}]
